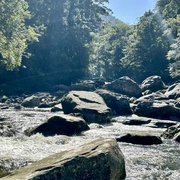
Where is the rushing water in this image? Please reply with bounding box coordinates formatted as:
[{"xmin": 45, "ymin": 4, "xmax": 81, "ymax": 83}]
[{"xmin": 0, "ymin": 108, "xmax": 179, "ymax": 179}]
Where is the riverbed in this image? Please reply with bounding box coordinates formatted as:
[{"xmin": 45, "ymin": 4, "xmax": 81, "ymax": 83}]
[{"xmin": 0, "ymin": 107, "xmax": 179, "ymax": 179}]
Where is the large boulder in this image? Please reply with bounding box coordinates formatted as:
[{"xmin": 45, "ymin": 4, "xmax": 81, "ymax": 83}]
[
  {"xmin": 132, "ymin": 93, "xmax": 180, "ymax": 119},
  {"xmin": 116, "ymin": 133, "xmax": 162, "ymax": 145},
  {"xmin": 2, "ymin": 138, "xmax": 126, "ymax": 180},
  {"xmin": 26, "ymin": 114, "xmax": 90, "ymax": 136},
  {"xmin": 165, "ymin": 83, "xmax": 180, "ymax": 99},
  {"xmin": 21, "ymin": 95, "xmax": 40, "ymax": 108},
  {"xmin": 95, "ymin": 89, "xmax": 132, "ymax": 115},
  {"xmin": 61, "ymin": 91, "xmax": 112, "ymax": 124},
  {"xmin": 141, "ymin": 75, "xmax": 166, "ymax": 92},
  {"xmin": 132, "ymin": 99, "xmax": 180, "ymax": 120},
  {"xmin": 105, "ymin": 76, "xmax": 142, "ymax": 98}
]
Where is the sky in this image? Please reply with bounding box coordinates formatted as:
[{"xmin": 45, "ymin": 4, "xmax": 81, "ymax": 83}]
[{"xmin": 105, "ymin": 0, "xmax": 158, "ymax": 24}]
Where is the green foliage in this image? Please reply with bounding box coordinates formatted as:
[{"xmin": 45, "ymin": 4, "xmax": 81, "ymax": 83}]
[
  {"xmin": 89, "ymin": 19, "xmax": 132, "ymax": 79},
  {"xmin": 156, "ymin": 0, "xmax": 180, "ymax": 78},
  {"xmin": 0, "ymin": 0, "xmax": 40, "ymax": 70},
  {"xmin": 23, "ymin": 0, "xmax": 110, "ymax": 85},
  {"xmin": 122, "ymin": 11, "xmax": 170, "ymax": 82}
]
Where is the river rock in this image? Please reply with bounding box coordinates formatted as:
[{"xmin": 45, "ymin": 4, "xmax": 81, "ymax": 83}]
[
  {"xmin": 61, "ymin": 91, "xmax": 112, "ymax": 123},
  {"xmin": 2, "ymin": 138, "xmax": 126, "ymax": 180},
  {"xmin": 161, "ymin": 124, "xmax": 180, "ymax": 141},
  {"xmin": 105, "ymin": 76, "xmax": 142, "ymax": 98},
  {"xmin": 116, "ymin": 133, "xmax": 162, "ymax": 145},
  {"xmin": 21, "ymin": 95, "xmax": 40, "ymax": 108},
  {"xmin": 141, "ymin": 75, "xmax": 166, "ymax": 92},
  {"xmin": 95, "ymin": 89, "xmax": 132, "ymax": 115},
  {"xmin": 165, "ymin": 83, "xmax": 180, "ymax": 99},
  {"xmin": 132, "ymin": 92, "xmax": 180, "ymax": 119},
  {"xmin": 26, "ymin": 114, "xmax": 90, "ymax": 136}
]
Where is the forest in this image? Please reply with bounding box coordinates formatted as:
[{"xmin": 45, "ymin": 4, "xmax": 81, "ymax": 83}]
[{"xmin": 0, "ymin": 0, "xmax": 180, "ymax": 95}]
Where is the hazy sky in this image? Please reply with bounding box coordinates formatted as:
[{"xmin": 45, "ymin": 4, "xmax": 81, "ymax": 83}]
[{"xmin": 105, "ymin": 0, "xmax": 158, "ymax": 24}]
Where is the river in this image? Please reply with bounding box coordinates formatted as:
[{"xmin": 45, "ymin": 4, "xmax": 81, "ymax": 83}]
[{"xmin": 0, "ymin": 107, "xmax": 179, "ymax": 179}]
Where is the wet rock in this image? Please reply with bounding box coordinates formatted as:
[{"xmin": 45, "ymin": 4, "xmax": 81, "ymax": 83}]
[
  {"xmin": 173, "ymin": 132, "xmax": 180, "ymax": 142},
  {"xmin": 105, "ymin": 76, "xmax": 142, "ymax": 98},
  {"xmin": 95, "ymin": 89, "xmax": 132, "ymax": 115},
  {"xmin": 2, "ymin": 138, "xmax": 126, "ymax": 180},
  {"xmin": 121, "ymin": 116, "xmax": 151, "ymax": 126},
  {"xmin": 161, "ymin": 124, "xmax": 180, "ymax": 141},
  {"xmin": 51, "ymin": 103, "xmax": 63, "ymax": 112},
  {"xmin": 21, "ymin": 95, "xmax": 40, "ymax": 108},
  {"xmin": 26, "ymin": 114, "xmax": 90, "ymax": 136},
  {"xmin": 61, "ymin": 91, "xmax": 112, "ymax": 124},
  {"xmin": 141, "ymin": 75, "xmax": 166, "ymax": 92},
  {"xmin": 165, "ymin": 83, "xmax": 180, "ymax": 99},
  {"xmin": 116, "ymin": 133, "xmax": 162, "ymax": 145},
  {"xmin": 0, "ymin": 123, "xmax": 16, "ymax": 137}
]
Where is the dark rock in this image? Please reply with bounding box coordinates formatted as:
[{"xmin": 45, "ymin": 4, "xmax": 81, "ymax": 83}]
[
  {"xmin": 165, "ymin": 83, "xmax": 180, "ymax": 99},
  {"xmin": 161, "ymin": 124, "xmax": 180, "ymax": 141},
  {"xmin": 132, "ymin": 99, "xmax": 180, "ymax": 120},
  {"xmin": 61, "ymin": 91, "xmax": 112, "ymax": 124},
  {"xmin": 95, "ymin": 89, "xmax": 132, "ymax": 115},
  {"xmin": 26, "ymin": 114, "xmax": 89, "ymax": 136},
  {"xmin": 116, "ymin": 133, "xmax": 162, "ymax": 145},
  {"xmin": 141, "ymin": 75, "xmax": 166, "ymax": 92},
  {"xmin": 21, "ymin": 95, "xmax": 40, "ymax": 108},
  {"xmin": 70, "ymin": 81, "xmax": 95, "ymax": 91},
  {"xmin": 173, "ymin": 132, "xmax": 180, "ymax": 142},
  {"xmin": 121, "ymin": 116, "xmax": 151, "ymax": 126},
  {"xmin": 2, "ymin": 138, "xmax": 126, "ymax": 180},
  {"xmin": 105, "ymin": 76, "xmax": 142, "ymax": 98}
]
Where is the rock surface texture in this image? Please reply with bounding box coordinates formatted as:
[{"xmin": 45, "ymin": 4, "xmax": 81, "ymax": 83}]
[
  {"xmin": 2, "ymin": 138, "xmax": 126, "ymax": 180},
  {"xmin": 61, "ymin": 91, "xmax": 112, "ymax": 123},
  {"xmin": 105, "ymin": 76, "xmax": 142, "ymax": 98}
]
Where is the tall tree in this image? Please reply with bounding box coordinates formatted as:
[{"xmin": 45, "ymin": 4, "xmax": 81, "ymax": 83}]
[
  {"xmin": 89, "ymin": 19, "xmax": 132, "ymax": 79},
  {"xmin": 122, "ymin": 11, "xmax": 170, "ymax": 82},
  {"xmin": 23, "ymin": 0, "xmax": 110, "ymax": 85},
  {"xmin": 0, "ymin": 0, "xmax": 40, "ymax": 70},
  {"xmin": 156, "ymin": 0, "xmax": 180, "ymax": 78}
]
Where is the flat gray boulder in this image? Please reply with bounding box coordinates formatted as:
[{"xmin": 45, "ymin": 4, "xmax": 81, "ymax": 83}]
[
  {"xmin": 2, "ymin": 138, "xmax": 126, "ymax": 180},
  {"xmin": 26, "ymin": 114, "xmax": 89, "ymax": 136},
  {"xmin": 61, "ymin": 91, "xmax": 112, "ymax": 124}
]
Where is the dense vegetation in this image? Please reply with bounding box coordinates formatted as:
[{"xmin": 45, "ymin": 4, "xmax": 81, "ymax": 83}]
[{"xmin": 0, "ymin": 0, "xmax": 180, "ymax": 94}]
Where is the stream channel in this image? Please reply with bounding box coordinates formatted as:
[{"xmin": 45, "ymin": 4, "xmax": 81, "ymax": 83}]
[{"xmin": 0, "ymin": 107, "xmax": 179, "ymax": 180}]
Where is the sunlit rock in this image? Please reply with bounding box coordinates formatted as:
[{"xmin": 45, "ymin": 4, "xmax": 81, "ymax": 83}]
[
  {"xmin": 2, "ymin": 138, "xmax": 126, "ymax": 180},
  {"xmin": 165, "ymin": 83, "xmax": 180, "ymax": 99},
  {"xmin": 105, "ymin": 76, "xmax": 142, "ymax": 98},
  {"xmin": 61, "ymin": 91, "xmax": 112, "ymax": 123},
  {"xmin": 21, "ymin": 95, "xmax": 40, "ymax": 108},
  {"xmin": 26, "ymin": 114, "xmax": 90, "ymax": 136},
  {"xmin": 161, "ymin": 124, "xmax": 180, "ymax": 142},
  {"xmin": 116, "ymin": 132, "xmax": 162, "ymax": 145},
  {"xmin": 141, "ymin": 75, "xmax": 166, "ymax": 92}
]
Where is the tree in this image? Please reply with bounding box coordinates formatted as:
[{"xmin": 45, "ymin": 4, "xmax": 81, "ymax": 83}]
[
  {"xmin": 122, "ymin": 11, "xmax": 170, "ymax": 82},
  {"xmin": 156, "ymin": 0, "xmax": 180, "ymax": 78},
  {"xmin": 0, "ymin": 0, "xmax": 40, "ymax": 70},
  {"xmin": 89, "ymin": 19, "xmax": 132, "ymax": 79},
  {"xmin": 22, "ymin": 0, "xmax": 110, "ymax": 85}
]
